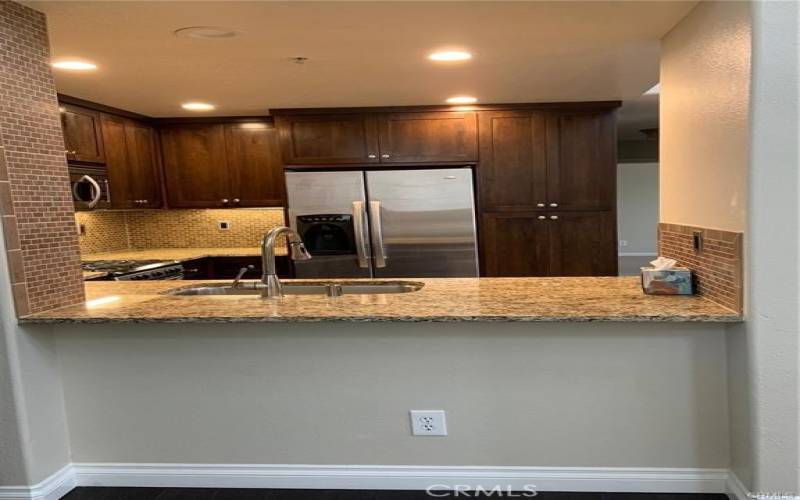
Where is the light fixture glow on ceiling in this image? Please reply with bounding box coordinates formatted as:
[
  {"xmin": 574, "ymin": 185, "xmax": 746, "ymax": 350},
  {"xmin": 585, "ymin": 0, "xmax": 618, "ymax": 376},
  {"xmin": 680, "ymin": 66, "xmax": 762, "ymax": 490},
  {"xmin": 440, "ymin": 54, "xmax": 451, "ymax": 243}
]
[
  {"xmin": 645, "ymin": 83, "xmax": 660, "ymax": 95},
  {"xmin": 51, "ymin": 60, "xmax": 97, "ymax": 71},
  {"xmin": 181, "ymin": 102, "xmax": 216, "ymax": 111},
  {"xmin": 429, "ymin": 51, "xmax": 472, "ymax": 62},
  {"xmin": 446, "ymin": 96, "xmax": 478, "ymax": 105}
]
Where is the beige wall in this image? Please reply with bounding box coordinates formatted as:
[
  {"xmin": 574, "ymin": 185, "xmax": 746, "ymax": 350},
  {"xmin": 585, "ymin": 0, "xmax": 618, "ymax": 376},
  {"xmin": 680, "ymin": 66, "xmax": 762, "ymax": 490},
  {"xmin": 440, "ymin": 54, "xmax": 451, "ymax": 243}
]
[
  {"xmin": 54, "ymin": 321, "xmax": 730, "ymax": 468},
  {"xmin": 660, "ymin": 0, "xmax": 750, "ymax": 232}
]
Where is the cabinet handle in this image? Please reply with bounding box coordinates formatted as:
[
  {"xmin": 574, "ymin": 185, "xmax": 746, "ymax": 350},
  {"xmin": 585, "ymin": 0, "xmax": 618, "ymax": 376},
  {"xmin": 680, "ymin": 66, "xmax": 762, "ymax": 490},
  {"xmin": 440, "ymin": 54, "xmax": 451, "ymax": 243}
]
[
  {"xmin": 381, "ymin": 154, "xmax": 391, "ymax": 159},
  {"xmin": 233, "ymin": 198, "xmax": 240, "ymax": 205},
  {"xmin": 537, "ymin": 203, "xmax": 545, "ymax": 208},
  {"xmin": 537, "ymin": 215, "xmax": 546, "ymax": 220},
  {"xmin": 549, "ymin": 203, "xmax": 559, "ymax": 208},
  {"xmin": 142, "ymin": 199, "xmax": 148, "ymax": 205},
  {"xmin": 550, "ymin": 215, "xmax": 559, "ymax": 220},
  {"xmin": 367, "ymin": 154, "xmax": 377, "ymax": 159},
  {"xmin": 221, "ymin": 198, "xmax": 229, "ymax": 205}
]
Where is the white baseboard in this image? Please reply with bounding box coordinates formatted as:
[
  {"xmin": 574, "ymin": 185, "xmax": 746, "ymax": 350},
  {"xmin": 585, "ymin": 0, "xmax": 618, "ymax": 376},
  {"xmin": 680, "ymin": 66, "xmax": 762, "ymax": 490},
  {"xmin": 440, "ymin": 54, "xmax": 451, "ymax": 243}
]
[
  {"xmin": 726, "ymin": 471, "xmax": 751, "ymax": 500},
  {"xmin": 0, "ymin": 465, "xmax": 76, "ymax": 500},
  {"xmin": 72, "ymin": 463, "xmax": 728, "ymax": 494},
  {"xmin": 1, "ymin": 463, "xmax": 734, "ymax": 499}
]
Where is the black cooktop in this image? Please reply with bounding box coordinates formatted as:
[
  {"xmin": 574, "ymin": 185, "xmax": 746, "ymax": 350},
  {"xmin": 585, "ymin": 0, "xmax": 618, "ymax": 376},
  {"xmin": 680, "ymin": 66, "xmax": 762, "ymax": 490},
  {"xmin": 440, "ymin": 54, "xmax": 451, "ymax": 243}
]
[{"xmin": 82, "ymin": 259, "xmax": 177, "ymax": 274}]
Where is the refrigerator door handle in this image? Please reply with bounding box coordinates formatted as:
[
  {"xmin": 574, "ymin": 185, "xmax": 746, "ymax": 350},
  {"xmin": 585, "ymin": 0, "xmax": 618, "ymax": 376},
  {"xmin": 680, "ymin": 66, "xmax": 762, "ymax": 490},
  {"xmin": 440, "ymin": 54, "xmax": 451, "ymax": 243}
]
[
  {"xmin": 352, "ymin": 201, "xmax": 370, "ymax": 268},
  {"xmin": 368, "ymin": 200, "xmax": 387, "ymax": 268}
]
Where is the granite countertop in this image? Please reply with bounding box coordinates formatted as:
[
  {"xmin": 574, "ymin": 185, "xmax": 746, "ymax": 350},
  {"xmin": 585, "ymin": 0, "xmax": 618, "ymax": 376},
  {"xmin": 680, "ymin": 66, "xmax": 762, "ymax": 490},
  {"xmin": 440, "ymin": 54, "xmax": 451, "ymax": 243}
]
[{"xmin": 21, "ymin": 277, "xmax": 742, "ymax": 324}]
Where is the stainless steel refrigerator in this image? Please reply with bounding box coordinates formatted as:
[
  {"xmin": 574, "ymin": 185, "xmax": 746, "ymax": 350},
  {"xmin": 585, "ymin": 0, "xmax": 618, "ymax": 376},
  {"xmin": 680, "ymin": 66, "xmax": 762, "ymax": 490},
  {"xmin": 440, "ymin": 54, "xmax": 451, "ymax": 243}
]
[{"xmin": 285, "ymin": 168, "xmax": 479, "ymax": 278}]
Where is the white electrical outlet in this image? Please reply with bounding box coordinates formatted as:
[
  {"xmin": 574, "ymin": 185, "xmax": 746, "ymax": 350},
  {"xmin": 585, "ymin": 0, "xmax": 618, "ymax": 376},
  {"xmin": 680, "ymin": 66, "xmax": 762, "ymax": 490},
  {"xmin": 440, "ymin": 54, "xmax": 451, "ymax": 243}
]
[{"xmin": 410, "ymin": 410, "xmax": 447, "ymax": 436}]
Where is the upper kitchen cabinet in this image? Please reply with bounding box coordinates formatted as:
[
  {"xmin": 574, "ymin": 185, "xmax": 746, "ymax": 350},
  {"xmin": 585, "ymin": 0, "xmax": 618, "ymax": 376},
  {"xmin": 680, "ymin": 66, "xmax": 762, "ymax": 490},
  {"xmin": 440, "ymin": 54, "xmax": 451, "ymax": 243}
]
[
  {"xmin": 160, "ymin": 124, "xmax": 231, "ymax": 208},
  {"xmin": 224, "ymin": 123, "xmax": 286, "ymax": 207},
  {"xmin": 160, "ymin": 121, "xmax": 285, "ymax": 208},
  {"xmin": 275, "ymin": 113, "xmax": 380, "ymax": 165},
  {"xmin": 545, "ymin": 109, "xmax": 617, "ymax": 211},
  {"xmin": 100, "ymin": 114, "xmax": 162, "ymax": 209},
  {"xmin": 477, "ymin": 110, "xmax": 547, "ymax": 211},
  {"xmin": 377, "ymin": 111, "xmax": 477, "ymax": 163},
  {"xmin": 59, "ymin": 103, "xmax": 105, "ymax": 164}
]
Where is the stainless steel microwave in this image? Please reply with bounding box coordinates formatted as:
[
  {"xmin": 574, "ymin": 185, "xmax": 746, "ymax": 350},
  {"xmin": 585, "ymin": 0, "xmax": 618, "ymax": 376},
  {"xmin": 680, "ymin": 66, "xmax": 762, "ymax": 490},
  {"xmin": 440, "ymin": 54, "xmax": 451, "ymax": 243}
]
[{"xmin": 69, "ymin": 167, "xmax": 111, "ymax": 210}]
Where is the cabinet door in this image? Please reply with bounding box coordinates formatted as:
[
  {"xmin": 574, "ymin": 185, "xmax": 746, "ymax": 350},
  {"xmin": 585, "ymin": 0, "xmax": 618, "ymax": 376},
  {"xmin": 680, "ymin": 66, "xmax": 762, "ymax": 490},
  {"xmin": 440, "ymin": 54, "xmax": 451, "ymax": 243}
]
[
  {"xmin": 481, "ymin": 212, "xmax": 551, "ymax": 277},
  {"xmin": 125, "ymin": 121, "xmax": 162, "ymax": 208},
  {"xmin": 546, "ymin": 110, "xmax": 616, "ymax": 211},
  {"xmin": 378, "ymin": 111, "xmax": 477, "ymax": 163},
  {"xmin": 477, "ymin": 111, "xmax": 547, "ymax": 211},
  {"xmin": 549, "ymin": 211, "xmax": 617, "ymax": 276},
  {"xmin": 60, "ymin": 104, "xmax": 105, "ymax": 164},
  {"xmin": 225, "ymin": 123, "xmax": 285, "ymax": 207},
  {"xmin": 276, "ymin": 114, "xmax": 379, "ymax": 164},
  {"xmin": 160, "ymin": 124, "xmax": 232, "ymax": 208}
]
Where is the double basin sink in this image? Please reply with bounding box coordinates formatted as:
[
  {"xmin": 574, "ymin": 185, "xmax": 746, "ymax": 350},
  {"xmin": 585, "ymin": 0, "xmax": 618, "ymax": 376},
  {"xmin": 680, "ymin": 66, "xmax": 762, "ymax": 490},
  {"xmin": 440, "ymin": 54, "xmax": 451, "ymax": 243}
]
[{"xmin": 168, "ymin": 280, "xmax": 424, "ymax": 297}]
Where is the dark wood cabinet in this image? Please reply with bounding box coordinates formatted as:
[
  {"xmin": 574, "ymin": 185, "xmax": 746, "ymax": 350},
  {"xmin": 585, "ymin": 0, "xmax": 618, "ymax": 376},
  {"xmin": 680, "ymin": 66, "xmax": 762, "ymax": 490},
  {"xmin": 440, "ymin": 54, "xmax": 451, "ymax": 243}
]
[
  {"xmin": 276, "ymin": 114, "xmax": 379, "ymax": 165},
  {"xmin": 160, "ymin": 121, "xmax": 286, "ymax": 208},
  {"xmin": 477, "ymin": 111, "xmax": 547, "ymax": 211},
  {"xmin": 60, "ymin": 104, "xmax": 105, "ymax": 164},
  {"xmin": 182, "ymin": 256, "xmax": 292, "ymax": 280},
  {"xmin": 481, "ymin": 212, "xmax": 551, "ymax": 277},
  {"xmin": 160, "ymin": 124, "xmax": 231, "ymax": 208},
  {"xmin": 225, "ymin": 124, "xmax": 286, "ymax": 207},
  {"xmin": 481, "ymin": 211, "xmax": 617, "ymax": 277},
  {"xmin": 548, "ymin": 211, "xmax": 617, "ymax": 276},
  {"xmin": 100, "ymin": 114, "xmax": 162, "ymax": 209},
  {"xmin": 377, "ymin": 111, "xmax": 477, "ymax": 163},
  {"xmin": 546, "ymin": 110, "xmax": 616, "ymax": 211}
]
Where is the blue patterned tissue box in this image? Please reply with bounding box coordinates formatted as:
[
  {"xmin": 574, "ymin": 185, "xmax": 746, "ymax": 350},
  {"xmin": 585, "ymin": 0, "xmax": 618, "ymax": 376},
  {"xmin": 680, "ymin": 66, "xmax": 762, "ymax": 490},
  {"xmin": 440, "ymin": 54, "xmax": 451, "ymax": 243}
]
[{"xmin": 640, "ymin": 267, "xmax": 694, "ymax": 295}]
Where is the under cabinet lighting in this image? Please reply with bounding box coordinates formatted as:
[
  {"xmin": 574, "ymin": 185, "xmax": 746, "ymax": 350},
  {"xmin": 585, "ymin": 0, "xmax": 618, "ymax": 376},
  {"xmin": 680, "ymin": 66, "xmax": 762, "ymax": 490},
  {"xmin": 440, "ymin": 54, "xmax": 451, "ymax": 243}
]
[{"xmin": 85, "ymin": 296, "xmax": 121, "ymax": 308}]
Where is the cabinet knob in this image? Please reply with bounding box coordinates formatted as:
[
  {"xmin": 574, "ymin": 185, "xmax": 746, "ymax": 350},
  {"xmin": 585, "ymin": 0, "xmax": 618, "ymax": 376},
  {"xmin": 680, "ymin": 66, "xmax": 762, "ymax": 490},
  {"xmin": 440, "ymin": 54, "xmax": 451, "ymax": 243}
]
[
  {"xmin": 550, "ymin": 215, "xmax": 559, "ymax": 220},
  {"xmin": 381, "ymin": 154, "xmax": 391, "ymax": 159},
  {"xmin": 142, "ymin": 199, "xmax": 149, "ymax": 205},
  {"xmin": 233, "ymin": 198, "xmax": 240, "ymax": 204},
  {"xmin": 537, "ymin": 215, "xmax": 546, "ymax": 220},
  {"xmin": 221, "ymin": 198, "xmax": 229, "ymax": 205},
  {"xmin": 536, "ymin": 203, "xmax": 545, "ymax": 208},
  {"xmin": 549, "ymin": 203, "xmax": 559, "ymax": 208},
  {"xmin": 367, "ymin": 154, "xmax": 377, "ymax": 159}
]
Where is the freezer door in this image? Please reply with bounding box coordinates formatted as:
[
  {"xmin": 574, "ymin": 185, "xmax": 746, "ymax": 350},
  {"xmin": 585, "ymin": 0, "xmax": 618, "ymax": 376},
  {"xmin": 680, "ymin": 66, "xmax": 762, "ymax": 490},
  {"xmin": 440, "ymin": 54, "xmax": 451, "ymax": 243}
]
[
  {"xmin": 365, "ymin": 168, "xmax": 479, "ymax": 277},
  {"xmin": 285, "ymin": 171, "xmax": 372, "ymax": 278}
]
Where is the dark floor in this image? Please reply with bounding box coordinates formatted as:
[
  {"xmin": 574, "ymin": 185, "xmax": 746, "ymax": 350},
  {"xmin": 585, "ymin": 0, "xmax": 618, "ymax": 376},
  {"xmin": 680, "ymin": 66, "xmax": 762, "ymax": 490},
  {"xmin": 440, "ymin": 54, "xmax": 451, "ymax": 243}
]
[{"xmin": 62, "ymin": 487, "xmax": 729, "ymax": 500}]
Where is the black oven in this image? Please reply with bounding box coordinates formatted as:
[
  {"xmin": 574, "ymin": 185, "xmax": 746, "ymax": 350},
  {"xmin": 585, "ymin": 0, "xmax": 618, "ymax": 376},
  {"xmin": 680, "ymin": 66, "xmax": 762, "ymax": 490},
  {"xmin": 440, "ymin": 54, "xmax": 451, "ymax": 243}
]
[{"xmin": 70, "ymin": 166, "xmax": 111, "ymax": 210}]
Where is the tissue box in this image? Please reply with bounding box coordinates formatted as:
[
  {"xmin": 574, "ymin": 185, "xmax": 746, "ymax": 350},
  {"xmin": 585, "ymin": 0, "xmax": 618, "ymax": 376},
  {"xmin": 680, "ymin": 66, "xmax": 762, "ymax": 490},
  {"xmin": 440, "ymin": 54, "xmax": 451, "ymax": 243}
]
[{"xmin": 640, "ymin": 267, "xmax": 694, "ymax": 295}]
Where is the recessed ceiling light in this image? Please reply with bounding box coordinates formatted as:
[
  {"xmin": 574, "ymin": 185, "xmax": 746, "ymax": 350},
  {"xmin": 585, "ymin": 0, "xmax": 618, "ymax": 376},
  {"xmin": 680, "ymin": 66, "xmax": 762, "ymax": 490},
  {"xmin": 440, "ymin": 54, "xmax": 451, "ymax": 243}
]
[
  {"xmin": 174, "ymin": 26, "xmax": 242, "ymax": 39},
  {"xmin": 446, "ymin": 96, "xmax": 478, "ymax": 105},
  {"xmin": 429, "ymin": 51, "xmax": 472, "ymax": 62},
  {"xmin": 181, "ymin": 102, "xmax": 216, "ymax": 111},
  {"xmin": 51, "ymin": 60, "xmax": 97, "ymax": 71}
]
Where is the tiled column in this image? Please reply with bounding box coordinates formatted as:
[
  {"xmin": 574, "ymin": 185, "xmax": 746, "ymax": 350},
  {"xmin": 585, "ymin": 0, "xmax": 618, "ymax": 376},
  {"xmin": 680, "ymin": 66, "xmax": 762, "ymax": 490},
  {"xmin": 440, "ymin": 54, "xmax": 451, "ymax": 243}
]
[{"xmin": 0, "ymin": 1, "xmax": 84, "ymax": 316}]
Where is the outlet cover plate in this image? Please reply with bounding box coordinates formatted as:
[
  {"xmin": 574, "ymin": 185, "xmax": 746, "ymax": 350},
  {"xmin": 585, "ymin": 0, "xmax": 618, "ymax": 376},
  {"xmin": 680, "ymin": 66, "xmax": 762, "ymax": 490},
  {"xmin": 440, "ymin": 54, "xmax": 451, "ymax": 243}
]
[{"xmin": 410, "ymin": 410, "xmax": 447, "ymax": 436}]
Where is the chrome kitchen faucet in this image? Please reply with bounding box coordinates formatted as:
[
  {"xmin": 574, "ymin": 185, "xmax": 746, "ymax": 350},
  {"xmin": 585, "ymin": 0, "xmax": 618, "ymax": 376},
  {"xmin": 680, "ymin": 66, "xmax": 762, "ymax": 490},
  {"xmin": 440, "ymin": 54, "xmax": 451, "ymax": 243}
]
[{"xmin": 261, "ymin": 226, "xmax": 311, "ymax": 298}]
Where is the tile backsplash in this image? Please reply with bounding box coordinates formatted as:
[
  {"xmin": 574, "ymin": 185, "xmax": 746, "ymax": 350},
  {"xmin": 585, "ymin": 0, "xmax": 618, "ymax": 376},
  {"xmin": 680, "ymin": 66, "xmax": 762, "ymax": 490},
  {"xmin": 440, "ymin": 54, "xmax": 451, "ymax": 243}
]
[
  {"xmin": 76, "ymin": 208, "xmax": 286, "ymax": 254},
  {"xmin": 658, "ymin": 223, "xmax": 743, "ymax": 313}
]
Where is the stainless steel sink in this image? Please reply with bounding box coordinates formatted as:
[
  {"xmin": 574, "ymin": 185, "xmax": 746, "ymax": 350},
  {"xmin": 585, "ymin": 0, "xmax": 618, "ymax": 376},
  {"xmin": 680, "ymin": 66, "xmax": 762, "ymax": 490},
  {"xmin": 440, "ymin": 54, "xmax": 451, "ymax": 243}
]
[{"xmin": 167, "ymin": 281, "xmax": 424, "ymax": 297}]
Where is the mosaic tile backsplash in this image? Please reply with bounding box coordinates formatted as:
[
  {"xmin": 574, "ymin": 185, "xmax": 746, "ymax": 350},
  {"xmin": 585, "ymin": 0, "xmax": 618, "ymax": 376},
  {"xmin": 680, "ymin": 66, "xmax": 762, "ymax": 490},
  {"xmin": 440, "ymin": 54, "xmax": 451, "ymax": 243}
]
[
  {"xmin": 75, "ymin": 208, "xmax": 286, "ymax": 255},
  {"xmin": 658, "ymin": 223, "xmax": 743, "ymax": 313}
]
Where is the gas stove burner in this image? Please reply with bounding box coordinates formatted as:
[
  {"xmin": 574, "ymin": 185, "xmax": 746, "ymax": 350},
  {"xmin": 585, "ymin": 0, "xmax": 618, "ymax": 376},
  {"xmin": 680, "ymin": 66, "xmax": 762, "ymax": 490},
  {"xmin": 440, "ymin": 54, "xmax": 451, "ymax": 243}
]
[{"xmin": 81, "ymin": 259, "xmax": 184, "ymax": 280}]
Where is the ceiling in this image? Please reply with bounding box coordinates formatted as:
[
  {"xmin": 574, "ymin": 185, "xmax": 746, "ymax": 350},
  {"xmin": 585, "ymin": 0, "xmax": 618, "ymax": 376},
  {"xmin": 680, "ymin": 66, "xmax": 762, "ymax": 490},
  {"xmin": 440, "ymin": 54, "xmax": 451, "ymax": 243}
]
[{"xmin": 28, "ymin": 1, "xmax": 693, "ymax": 118}]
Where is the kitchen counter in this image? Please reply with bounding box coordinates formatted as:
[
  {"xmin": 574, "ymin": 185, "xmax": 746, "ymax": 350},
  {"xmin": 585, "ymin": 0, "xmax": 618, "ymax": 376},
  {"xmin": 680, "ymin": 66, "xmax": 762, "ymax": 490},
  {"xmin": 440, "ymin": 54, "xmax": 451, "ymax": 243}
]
[{"xmin": 21, "ymin": 277, "xmax": 741, "ymax": 324}]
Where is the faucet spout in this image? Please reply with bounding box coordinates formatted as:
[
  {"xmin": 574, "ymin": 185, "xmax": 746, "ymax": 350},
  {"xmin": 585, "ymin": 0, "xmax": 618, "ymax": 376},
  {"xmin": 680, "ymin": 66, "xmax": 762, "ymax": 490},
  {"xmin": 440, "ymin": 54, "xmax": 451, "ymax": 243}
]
[{"xmin": 261, "ymin": 226, "xmax": 311, "ymax": 298}]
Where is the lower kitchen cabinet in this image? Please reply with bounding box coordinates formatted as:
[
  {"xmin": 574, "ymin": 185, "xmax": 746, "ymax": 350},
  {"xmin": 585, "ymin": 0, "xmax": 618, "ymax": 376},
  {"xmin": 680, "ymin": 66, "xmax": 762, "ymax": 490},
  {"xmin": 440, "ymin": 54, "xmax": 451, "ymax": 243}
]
[
  {"xmin": 481, "ymin": 211, "xmax": 617, "ymax": 277},
  {"xmin": 181, "ymin": 256, "xmax": 292, "ymax": 280}
]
